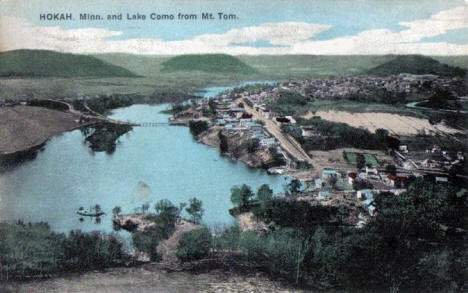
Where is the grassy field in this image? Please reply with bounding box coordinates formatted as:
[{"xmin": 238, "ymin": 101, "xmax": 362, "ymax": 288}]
[{"xmin": 345, "ymin": 152, "xmax": 380, "ymax": 167}]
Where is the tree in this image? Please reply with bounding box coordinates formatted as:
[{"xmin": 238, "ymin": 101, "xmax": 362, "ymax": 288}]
[
  {"xmin": 176, "ymin": 227, "xmax": 212, "ymax": 262},
  {"xmin": 186, "ymin": 197, "xmax": 204, "ymax": 224},
  {"xmin": 385, "ymin": 164, "xmax": 397, "ymax": 175},
  {"xmin": 386, "ymin": 135, "xmax": 400, "ymax": 150},
  {"xmin": 353, "ymin": 179, "xmax": 373, "ymax": 191},
  {"xmin": 231, "ymin": 184, "xmax": 254, "ymax": 208},
  {"xmin": 246, "ymin": 138, "xmax": 260, "ymax": 153},
  {"xmin": 257, "ymin": 184, "xmax": 273, "ymax": 202},
  {"xmin": 218, "ymin": 130, "xmax": 229, "ymax": 153},
  {"xmin": 375, "ymin": 129, "xmax": 389, "ymax": 148},
  {"xmin": 356, "ymin": 154, "xmax": 366, "ymax": 170},
  {"xmin": 288, "ymin": 179, "xmax": 302, "ymax": 194},
  {"xmin": 142, "ymin": 203, "xmax": 150, "ymax": 214},
  {"xmin": 188, "ymin": 120, "xmax": 209, "ymax": 137},
  {"xmin": 112, "ymin": 206, "xmax": 121, "ymax": 216},
  {"xmin": 154, "ymin": 199, "xmax": 180, "ymax": 225}
]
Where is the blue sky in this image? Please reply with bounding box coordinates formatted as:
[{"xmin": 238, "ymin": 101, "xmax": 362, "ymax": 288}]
[{"xmin": 1, "ymin": 0, "xmax": 467, "ymax": 55}]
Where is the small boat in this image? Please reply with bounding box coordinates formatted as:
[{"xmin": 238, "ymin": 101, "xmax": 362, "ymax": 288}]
[{"xmin": 76, "ymin": 210, "xmax": 105, "ymax": 217}]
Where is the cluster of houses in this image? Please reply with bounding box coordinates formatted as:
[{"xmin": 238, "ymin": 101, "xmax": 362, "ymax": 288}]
[
  {"xmin": 284, "ymin": 74, "xmax": 464, "ymax": 100},
  {"xmin": 396, "ymin": 143, "xmax": 465, "ymax": 183},
  {"xmin": 188, "ymin": 79, "xmax": 466, "ymax": 221},
  {"xmin": 198, "ymin": 94, "xmax": 279, "ymax": 148},
  {"xmin": 312, "ymin": 165, "xmax": 410, "ymax": 217}
]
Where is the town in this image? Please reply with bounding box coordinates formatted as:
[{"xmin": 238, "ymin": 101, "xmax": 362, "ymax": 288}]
[{"xmin": 172, "ymin": 73, "xmax": 467, "ymax": 224}]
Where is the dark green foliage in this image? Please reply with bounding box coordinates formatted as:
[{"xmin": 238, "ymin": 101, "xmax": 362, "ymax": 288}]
[
  {"xmin": 261, "ymin": 146, "xmax": 286, "ymax": 169},
  {"xmin": 345, "ymin": 87, "xmax": 408, "ymax": 105},
  {"xmin": 154, "ymin": 199, "xmax": 181, "ymax": 226},
  {"xmin": 28, "ymin": 99, "xmax": 69, "ymax": 111},
  {"xmin": 186, "ymin": 197, "xmax": 204, "ymax": 224},
  {"xmin": 356, "ymin": 153, "xmax": 366, "ymax": 169},
  {"xmin": 341, "ymin": 179, "xmax": 468, "ymax": 291},
  {"xmin": 287, "ymin": 178, "xmax": 302, "ymax": 194},
  {"xmin": 223, "ymin": 179, "xmax": 468, "ymax": 291},
  {"xmin": 176, "ymin": 227, "xmax": 212, "ymax": 262},
  {"xmin": 296, "ymin": 117, "xmax": 384, "ymax": 151},
  {"xmin": 256, "ymin": 184, "xmax": 273, "ymax": 202},
  {"xmin": 131, "ymin": 229, "xmax": 162, "ymax": 261},
  {"xmin": 367, "ymin": 55, "xmax": 467, "ymax": 77},
  {"xmin": 421, "ymin": 87, "xmax": 460, "ymax": 110},
  {"xmin": 83, "ymin": 94, "xmax": 135, "ymax": 114},
  {"xmin": 266, "ymin": 91, "xmax": 309, "ymax": 116},
  {"xmin": 0, "ymin": 222, "xmax": 129, "ymax": 280},
  {"xmin": 188, "ymin": 120, "xmax": 209, "ymax": 137},
  {"xmin": 218, "ymin": 130, "xmax": 229, "ymax": 153},
  {"xmin": 161, "ymin": 54, "xmax": 256, "ymax": 74},
  {"xmin": 62, "ymin": 230, "xmax": 127, "ymax": 271},
  {"xmin": 375, "ymin": 128, "xmax": 390, "ymax": 142},
  {"xmin": 352, "ymin": 179, "xmax": 373, "ymax": 190},
  {"xmin": 230, "ymin": 184, "xmax": 254, "ymax": 209},
  {"xmin": 82, "ymin": 123, "xmax": 132, "ymax": 154},
  {"xmin": 245, "ymin": 138, "xmax": 260, "ymax": 153},
  {"xmin": 385, "ymin": 164, "xmax": 397, "ymax": 175},
  {"xmin": 161, "ymin": 102, "xmax": 191, "ymax": 114},
  {"xmin": 131, "ymin": 199, "xmax": 182, "ymax": 261},
  {"xmin": 0, "ymin": 49, "xmax": 139, "ymax": 77},
  {"xmin": 252, "ymin": 199, "xmax": 348, "ymax": 235}
]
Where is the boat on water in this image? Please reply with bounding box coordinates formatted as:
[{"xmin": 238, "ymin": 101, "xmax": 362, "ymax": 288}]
[{"xmin": 77, "ymin": 210, "xmax": 105, "ymax": 217}]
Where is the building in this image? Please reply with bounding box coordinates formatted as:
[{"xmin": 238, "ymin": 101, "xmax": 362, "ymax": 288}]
[
  {"xmin": 322, "ymin": 169, "xmax": 338, "ymax": 178},
  {"xmin": 347, "ymin": 172, "xmax": 357, "ymax": 185},
  {"xmin": 301, "ymin": 126, "xmax": 315, "ymax": 137},
  {"xmin": 314, "ymin": 178, "xmax": 323, "ymax": 189},
  {"xmin": 318, "ymin": 190, "xmax": 330, "ymax": 199},
  {"xmin": 275, "ymin": 117, "xmax": 291, "ymax": 126}
]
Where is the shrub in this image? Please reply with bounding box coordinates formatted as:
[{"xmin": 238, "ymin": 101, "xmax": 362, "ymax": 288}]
[
  {"xmin": 188, "ymin": 120, "xmax": 209, "ymax": 137},
  {"xmin": 176, "ymin": 227, "xmax": 212, "ymax": 262}
]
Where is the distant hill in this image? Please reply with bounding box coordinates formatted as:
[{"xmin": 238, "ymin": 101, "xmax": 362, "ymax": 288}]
[
  {"xmin": 161, "ymin": 54, "xmax": 256, "ymax": 74},
  {"xmin": 366, "ymin": 55, "xmax": 467, "ymax": 77},
  {"xmin": 0, "ymin": 50, "xmax": 139, "ymax": 78}
]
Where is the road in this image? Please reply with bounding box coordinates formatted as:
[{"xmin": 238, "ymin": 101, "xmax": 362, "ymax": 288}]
[{"xmin": 242, "ymin": 99, "xmax": 314, "ymax": 165}]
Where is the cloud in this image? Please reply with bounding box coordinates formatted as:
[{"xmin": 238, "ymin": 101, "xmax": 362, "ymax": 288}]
[
  {"xmin": 1, "ymin": 4, "xmax": 468, "ymax": 55},
  {"xmin": 290, "ymin": 4, "xmax": 468, "ymax": 55}
]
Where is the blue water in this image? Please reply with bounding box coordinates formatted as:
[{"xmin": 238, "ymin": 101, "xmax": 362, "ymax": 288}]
[
  {"xmin": 0, "ymin": 85, "xmax": 285, "ymax": 234},
  {"xmin": 194, "ymin": 80, "xmax": 277, "ymax": 98}
]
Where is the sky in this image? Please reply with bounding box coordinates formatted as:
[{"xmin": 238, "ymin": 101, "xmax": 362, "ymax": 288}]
[{"xmin": 0, "ymin": 0, "xmax": 468, "ymax": 55}]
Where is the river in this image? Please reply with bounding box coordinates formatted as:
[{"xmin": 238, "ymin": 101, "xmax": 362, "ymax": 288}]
[{"xmin": 0, "ymin": 82, "xmax": 285, "ymax": 234}]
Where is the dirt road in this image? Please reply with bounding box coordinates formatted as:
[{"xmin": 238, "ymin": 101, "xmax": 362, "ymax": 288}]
[{"xmin": 242, "ymin": 100, "xmax": 313, "ymax": 165}]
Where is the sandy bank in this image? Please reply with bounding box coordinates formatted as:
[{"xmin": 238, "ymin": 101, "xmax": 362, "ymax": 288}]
[{"xmin": 0, "ymin": 105, "xmax": 81, "ymax": 155}]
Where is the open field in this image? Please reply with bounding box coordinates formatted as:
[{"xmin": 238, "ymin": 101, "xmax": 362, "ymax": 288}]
[
  {"xmin": 304, "ymin": 110, "xmax": 462, "ymax": 136},
  {"xmin": 0, "ymin": 105, "xmax": 80, "ymax": 154},
  {"xmin": 345, "ymin": 152, "xmax": 380, "ymax": 167}
]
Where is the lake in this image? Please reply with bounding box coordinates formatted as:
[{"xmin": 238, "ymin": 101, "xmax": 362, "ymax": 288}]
[{"xmin": 0, "ymin": 83, "xmax": 286, "ymax": 234}]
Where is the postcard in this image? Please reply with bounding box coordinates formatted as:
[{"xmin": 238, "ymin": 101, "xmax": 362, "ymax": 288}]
[{"xmin": 1, "ymin": 0, "xmax": 467, "ymax": 292}]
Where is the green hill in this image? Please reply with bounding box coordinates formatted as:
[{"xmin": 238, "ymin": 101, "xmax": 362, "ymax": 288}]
[
  {"xmin": 0, "ymin": 50, "xmax": 139, "ymax": 78},
  {"xmin": 161, "ymin": 54, "xmax": 256, "ymax": 74},
  {"xmin": 366, "ymin": 55, "xmax": 467, "ymax": 77}
]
